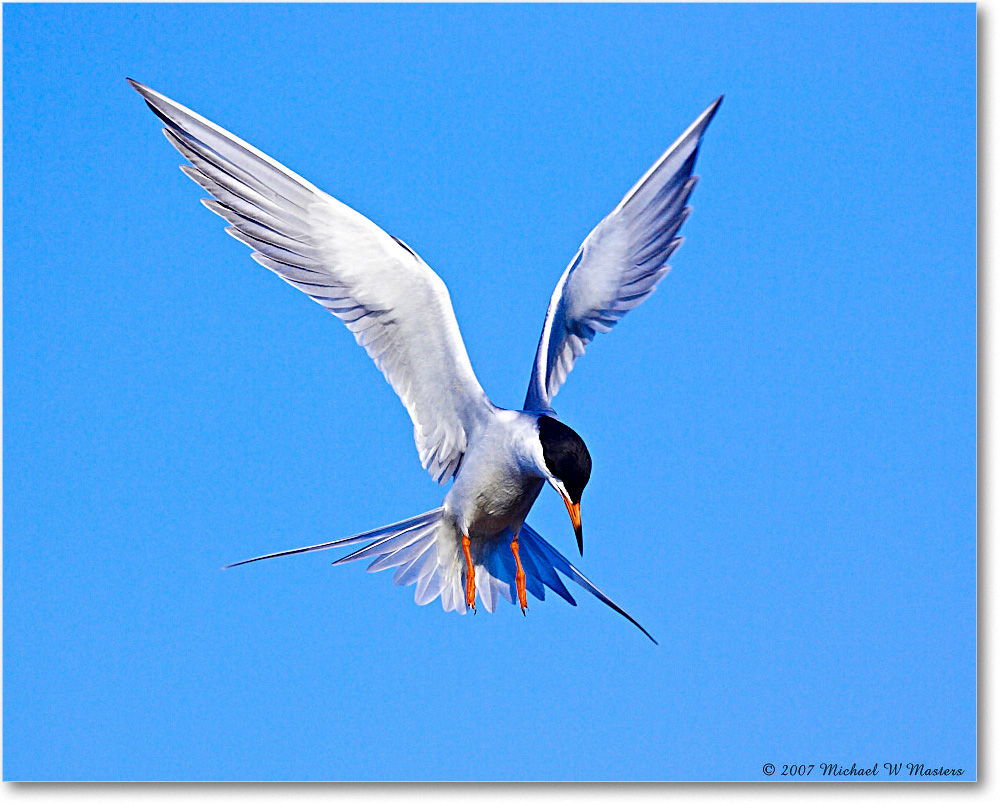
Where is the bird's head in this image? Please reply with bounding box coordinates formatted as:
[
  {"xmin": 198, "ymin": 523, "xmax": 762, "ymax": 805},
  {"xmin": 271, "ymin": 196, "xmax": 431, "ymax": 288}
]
[{"xmin": 536, "ymin": 415, "xmax": 592, "ymax": 555}]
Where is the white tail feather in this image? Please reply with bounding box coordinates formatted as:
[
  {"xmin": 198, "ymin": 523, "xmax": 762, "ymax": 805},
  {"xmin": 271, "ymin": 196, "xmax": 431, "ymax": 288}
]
[{"xmin": 228, "ymin": 509, "xmax": 656, "ymax": 642}]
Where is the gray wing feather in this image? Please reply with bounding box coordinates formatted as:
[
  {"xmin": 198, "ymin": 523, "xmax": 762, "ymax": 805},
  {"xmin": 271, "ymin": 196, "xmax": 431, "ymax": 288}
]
[
  {"xmin": 525, "ymin": 97, "xmax": 722, "ymax": 412},
  {"xmin": 130, "ymin": 80, "xmax": 492, "ymax": 483}
]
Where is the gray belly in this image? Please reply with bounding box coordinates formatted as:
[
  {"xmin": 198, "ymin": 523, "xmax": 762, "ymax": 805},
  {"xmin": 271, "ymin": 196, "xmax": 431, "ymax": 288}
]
[
  {"xmin": 447, "ymin": 463, "xmax": 544, "ymax": 540},
  {"xmin": 466, "ymin": 477, "xmax": 543, "ymax": 538},
  {"xmin": 443, "ymin": 409, "xmax": 547, "ymax": 541}
]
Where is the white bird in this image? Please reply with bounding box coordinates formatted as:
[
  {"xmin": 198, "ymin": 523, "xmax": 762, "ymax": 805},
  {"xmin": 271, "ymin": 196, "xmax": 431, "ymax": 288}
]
[{"xmin": 130, "ymin": 79, "xmax": 721, "ymax": 643}]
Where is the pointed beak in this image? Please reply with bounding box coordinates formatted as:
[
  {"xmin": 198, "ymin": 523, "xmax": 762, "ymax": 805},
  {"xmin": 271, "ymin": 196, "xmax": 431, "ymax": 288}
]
[{"xmin": 562, "ymin": 495, "xmax": 583, "ymax": 555}]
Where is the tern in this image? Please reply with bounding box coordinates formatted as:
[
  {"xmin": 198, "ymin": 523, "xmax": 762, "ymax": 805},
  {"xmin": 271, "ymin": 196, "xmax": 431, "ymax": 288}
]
[{"xmin": 130, "ymin": 79, "xmax": 720, "ymax": 643}]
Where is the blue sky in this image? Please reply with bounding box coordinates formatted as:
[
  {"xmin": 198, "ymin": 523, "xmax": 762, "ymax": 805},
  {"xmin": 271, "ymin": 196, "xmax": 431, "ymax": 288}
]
[{"xmin": 3, "ymin": 2, "xmax": 975, "ymax": 781}]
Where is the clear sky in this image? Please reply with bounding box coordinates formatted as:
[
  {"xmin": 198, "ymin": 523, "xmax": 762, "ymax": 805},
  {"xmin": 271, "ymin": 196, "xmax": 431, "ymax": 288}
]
[{"xmin": 3, "ymin": 2, "xmax": 976, "ymax": 782}]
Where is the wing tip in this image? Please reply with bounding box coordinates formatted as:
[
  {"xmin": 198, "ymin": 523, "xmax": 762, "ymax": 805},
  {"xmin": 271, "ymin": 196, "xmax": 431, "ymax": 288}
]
[
  {"xmin": 614, "ymin": 95, "xmax": 722, "ymax": 214},
  {"xmin": 699, "ymin": 94, "xmax": 724, "ymax": 126},
  {"xmin": 126, "ymin": 77, "xmax": 159, "ymax": 104},
  {"xmin": 688, "ymin": 94, "xmax": 724, "ymax": 142}
]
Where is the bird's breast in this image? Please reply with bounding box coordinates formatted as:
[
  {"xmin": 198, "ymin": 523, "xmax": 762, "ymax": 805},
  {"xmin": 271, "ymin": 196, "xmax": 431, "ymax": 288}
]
[
  {"xmin": 463, "ymin": 475, "xmax": 544, "ymax": 540},
  {"xmin": 445, "ymin": 431, "xmax": 544, "ymax": 540}
]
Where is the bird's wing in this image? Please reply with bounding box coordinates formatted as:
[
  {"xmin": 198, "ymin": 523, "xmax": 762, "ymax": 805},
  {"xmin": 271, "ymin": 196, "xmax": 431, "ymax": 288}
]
[
  {"xmin": 524, "ymin": 97, "xmax": 722, "ymax": 412},
  {"xmin": 130, "ymin": 80, "xmax": 492, "ymax": 483}
]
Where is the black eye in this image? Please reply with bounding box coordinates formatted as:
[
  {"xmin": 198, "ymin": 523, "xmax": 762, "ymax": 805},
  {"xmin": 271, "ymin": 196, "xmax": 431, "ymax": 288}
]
[{"xmin": 538, "ymin": 416, "xmax": 591, "ymax": 503}]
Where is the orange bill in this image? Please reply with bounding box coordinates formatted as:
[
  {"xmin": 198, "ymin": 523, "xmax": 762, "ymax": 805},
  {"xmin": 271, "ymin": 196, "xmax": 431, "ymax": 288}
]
[{"xmin": 562, "ymin": 495, "xmax": 583, "ymax": 556}]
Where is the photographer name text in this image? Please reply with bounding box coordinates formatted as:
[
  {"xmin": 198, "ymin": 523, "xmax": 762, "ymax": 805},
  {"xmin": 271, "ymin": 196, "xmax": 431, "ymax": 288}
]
[{"xmin": 761, "ymin": 762, "xmax": 965, "ymax": 778}]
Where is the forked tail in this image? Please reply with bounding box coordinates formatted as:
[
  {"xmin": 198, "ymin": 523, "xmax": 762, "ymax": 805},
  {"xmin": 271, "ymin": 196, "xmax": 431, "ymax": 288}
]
[{"xmin": 225, "ymin": 510, "xmax": 656, "ymax": 643}]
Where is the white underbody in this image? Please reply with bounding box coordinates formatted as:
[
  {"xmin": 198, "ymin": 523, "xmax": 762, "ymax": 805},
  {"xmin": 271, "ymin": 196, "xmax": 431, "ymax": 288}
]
[
  {"xmin": 444, "ymin": 408, "xmax": 546, "ymax": 543},
  {"xmin": 410, "ymin": 407, "xmax": 550, "ymax": 610}
]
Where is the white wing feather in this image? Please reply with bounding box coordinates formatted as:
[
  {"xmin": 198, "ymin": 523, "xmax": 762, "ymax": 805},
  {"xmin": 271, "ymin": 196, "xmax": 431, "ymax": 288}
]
[
  {"xmin": 130, "ymin": 80, "xmax": 493, "ymax": 483},
  {"xmin": 525, "ymin": 97, "xmax": 722, "ymax": 412}
]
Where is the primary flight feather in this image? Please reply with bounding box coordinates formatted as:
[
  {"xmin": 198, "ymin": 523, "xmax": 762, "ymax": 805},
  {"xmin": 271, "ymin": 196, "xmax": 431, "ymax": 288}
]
[{"xmin": 130, "ymin": 78, "xmax": 721, "ymax": 642}]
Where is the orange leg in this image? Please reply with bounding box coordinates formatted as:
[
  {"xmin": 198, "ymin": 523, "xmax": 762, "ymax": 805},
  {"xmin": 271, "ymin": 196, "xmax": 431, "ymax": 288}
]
[
  {"xmin": 511, "ymin": 531, "xmax": 528, "ymax": 613},
  {"xmin": 462, "ymin": 535, "xmax": 476, "ymax": 613}
]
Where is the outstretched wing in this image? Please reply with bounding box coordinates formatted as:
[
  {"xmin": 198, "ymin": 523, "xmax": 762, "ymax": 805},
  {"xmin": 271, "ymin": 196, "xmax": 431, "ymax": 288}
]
[
  {"xmin": 525, "ymin": 97, "xmax": 722, "ymax": 412},
  {"xmin": 130, "ymin": 80, "xmax": 492, "ymax": 482}
]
